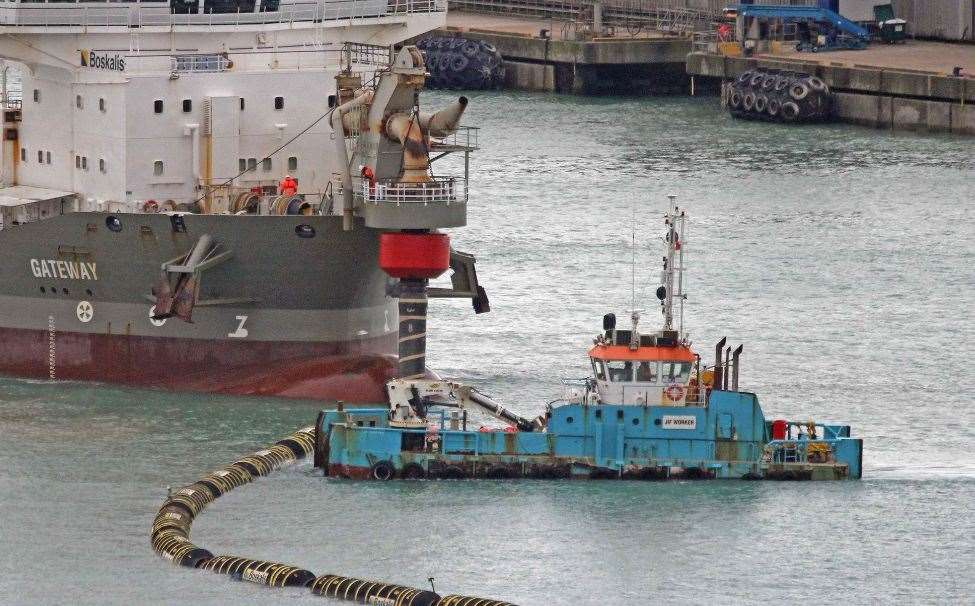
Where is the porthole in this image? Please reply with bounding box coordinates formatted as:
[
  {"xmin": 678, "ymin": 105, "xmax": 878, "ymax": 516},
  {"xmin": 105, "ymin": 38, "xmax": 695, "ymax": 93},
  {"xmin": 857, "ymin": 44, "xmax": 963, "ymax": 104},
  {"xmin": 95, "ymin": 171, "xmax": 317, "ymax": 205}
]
[
  {"xmin": 654, "ymin": 418, "xmax": 662, "ymax": 426},
  {"xmin": 566, "ymin": 416, "xmax": 574, "ymax": 424},
  {"xmin": 295, "ymin": 224, "xmax": 316, "ymax": 238},
  {"xmin": 105, "ymin": 216, "xmax": 122, "ymax": 232},
  {"xmin": 632, "ymin": 418, "xmax": 639, "ymax": 426}
]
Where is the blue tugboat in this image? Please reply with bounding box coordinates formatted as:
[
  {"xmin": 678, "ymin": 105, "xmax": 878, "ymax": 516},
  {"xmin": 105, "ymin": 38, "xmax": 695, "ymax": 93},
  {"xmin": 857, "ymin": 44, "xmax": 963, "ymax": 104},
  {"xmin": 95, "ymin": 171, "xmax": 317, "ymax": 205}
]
[{"xmin": 313, "ymin": 198, "xmax": 862, "ymax": 481}]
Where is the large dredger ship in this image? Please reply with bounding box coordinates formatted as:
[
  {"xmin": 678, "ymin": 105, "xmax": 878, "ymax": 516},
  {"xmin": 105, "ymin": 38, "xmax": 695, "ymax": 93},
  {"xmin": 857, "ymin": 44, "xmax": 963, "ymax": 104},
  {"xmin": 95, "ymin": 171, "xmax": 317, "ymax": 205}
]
[{"xmin": 0, "ymin": 0, "xmax": 486, "ymax": 401}]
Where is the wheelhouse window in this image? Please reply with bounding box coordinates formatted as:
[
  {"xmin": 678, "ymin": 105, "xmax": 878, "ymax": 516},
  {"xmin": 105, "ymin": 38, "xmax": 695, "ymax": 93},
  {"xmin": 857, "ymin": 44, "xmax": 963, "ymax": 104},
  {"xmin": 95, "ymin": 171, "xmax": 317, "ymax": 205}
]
[
  {"xmin": 37, "ymin": 150, "xmax": 42, "ymax": 163},
  {"xmin": 636, "ymin": 361, "xmax": 658, "ymax": 383},
  {"xmin": 247, "ymin": 158, "xmax": 257, "ymax": 171},
  {"xmin": 592, "ymin": 359, "xmax": 606, "ymax": 381},
  {"xmin": 606, "ymin": 360, "xmax": 633, "ymax": 382},
  {"xmin": 660, "ymin": 362, "xmax": 692, "ymax": 384},
  {"xmin": 99, "ymin": 158, "xmax": 106, "ymax": 173},
  {"xmin": 46, "ymin": 151, "xmax": 51, "ymax": 164}
]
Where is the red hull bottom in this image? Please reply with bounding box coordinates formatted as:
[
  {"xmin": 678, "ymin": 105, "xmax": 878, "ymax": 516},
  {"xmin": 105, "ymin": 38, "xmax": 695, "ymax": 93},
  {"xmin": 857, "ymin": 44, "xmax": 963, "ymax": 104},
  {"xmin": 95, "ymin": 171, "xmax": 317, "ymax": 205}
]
[{"xmin": 0, "ymin": 327, "xmax": 398, "ymax": 403}]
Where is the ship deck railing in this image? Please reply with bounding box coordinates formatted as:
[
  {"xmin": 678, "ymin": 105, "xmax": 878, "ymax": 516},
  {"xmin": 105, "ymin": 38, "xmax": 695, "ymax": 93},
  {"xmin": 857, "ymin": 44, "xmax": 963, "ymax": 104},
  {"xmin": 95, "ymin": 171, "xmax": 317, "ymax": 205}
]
[
  {"xmin": 357, "ymin": 176, "xmax": 467, "ymax": 207},
  {"xmin": 0, "ymin": 0, "xmax": 445, "ymax": 29}
]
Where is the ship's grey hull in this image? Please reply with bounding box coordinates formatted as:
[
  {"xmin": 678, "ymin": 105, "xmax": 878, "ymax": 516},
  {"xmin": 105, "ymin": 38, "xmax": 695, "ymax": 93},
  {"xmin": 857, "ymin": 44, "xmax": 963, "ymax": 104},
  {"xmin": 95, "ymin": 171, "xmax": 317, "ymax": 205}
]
[{"xmin": 0, "ymin": 212, "xmax": 400, "ymax": 401}]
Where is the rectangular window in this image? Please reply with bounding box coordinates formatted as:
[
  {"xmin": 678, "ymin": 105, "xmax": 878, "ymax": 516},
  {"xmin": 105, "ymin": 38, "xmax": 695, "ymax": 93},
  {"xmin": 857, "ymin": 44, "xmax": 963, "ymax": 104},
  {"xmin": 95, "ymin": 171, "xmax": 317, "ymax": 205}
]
[
  {"xmin": 153, "ymin": 160, "xmax": 163, "ymax": 176},
  {"xmin": 238, "ymin": 158, "xmax": 246, "ymax": 173},
  {"xmin": 46, "ymin": 151, "xmax": 51, "ymax": 164},
  {"xmin": 32, "ymin": 89, "xmax": 39, "ymax": 103},
  {"xmin": 606, "ymin": 360, "xmax": 633, "ymax": 383},
  {"xmin": 81, "ymin": 157, "xmax": 88, "ymax": 170},
  {"xmin": 153, "ymin": 100, "xmax": 163, "ymax": 114},
  {"xmin": 273, "ymin": 96, "xmax": 284, "ymax": 110},
  {"xmin": 261, "ymin": 158, "xmax": 271, "ymax": 171},
  {"xmin": 182, "ymin": 99, "xmax": 192, "ymax": 113},
  {"xmin": 239, "ymin": 98, "xmax": 245, "ymax": 111},
  {"xmin": 99, "ymin": 158, "xmax": 106, "ymax": 173},
  {"xmin": 20, "ymin": 147, "xmax": 25, "ymax": 161},
  {"xmin": 75, "ymin": 155, "xmax": 81, "ymax": 169},
  {"xmin": 247, "ymin": 158, "xmax": 257, "ymax": 171},
  {"xmin": 99, "ymin": 98, "xmax": 106, "ymax": 112},
  {"xmin": 76, "ymin": 95, "xmax": 83, "ymax": 109},
  {"xmin": 287, "ymin": 156, "xmax": 297, "ymax": 171},
  {"xmin": 37, "ymin": 150, "xmax": 43, "ymax": 163}
]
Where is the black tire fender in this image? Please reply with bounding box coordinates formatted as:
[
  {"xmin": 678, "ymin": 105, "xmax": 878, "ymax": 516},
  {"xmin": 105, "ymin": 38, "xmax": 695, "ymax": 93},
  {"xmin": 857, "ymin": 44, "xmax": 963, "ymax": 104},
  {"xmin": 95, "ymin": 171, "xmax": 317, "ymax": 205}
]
[
  {"xmin": 790, "ymin": 82, "xmax": 810, "ymax": 101},
  {"xmin": 370, "ymin": 460, "xmax": 396, "ymax": 481},
  {"xmin": 781, "ymin": 101, "xmax": 801, "ymax": 122},
  {"xmin": 402, "ymin": 463, "xmax": 425, "ymax": 479}
]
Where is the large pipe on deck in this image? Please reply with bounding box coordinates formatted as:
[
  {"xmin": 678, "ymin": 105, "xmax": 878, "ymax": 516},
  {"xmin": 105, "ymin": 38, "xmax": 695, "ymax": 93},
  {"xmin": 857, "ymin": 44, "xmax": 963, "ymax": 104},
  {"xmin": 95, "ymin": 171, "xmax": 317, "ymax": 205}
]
[
  {"xmin": 384, "ymin": 113, "xmax": 431, "ymax": 183},
  {"xmin": 713, "ymin": 337, "xmax": 726, "ymax": 391},
  {"xmin": 417, "ymin": 96, "xmax": 468, "ymax": 137},
  {"xmin": 329, "ymin": 90, "xmax": 374, "ymax": 230},
  {"xmin": 466, "ymin": 387, "xmax": 538, "ymax": 433},
  {"xmin": 731, "ymin": 344, "xmax": 743, "ymax": 391}
]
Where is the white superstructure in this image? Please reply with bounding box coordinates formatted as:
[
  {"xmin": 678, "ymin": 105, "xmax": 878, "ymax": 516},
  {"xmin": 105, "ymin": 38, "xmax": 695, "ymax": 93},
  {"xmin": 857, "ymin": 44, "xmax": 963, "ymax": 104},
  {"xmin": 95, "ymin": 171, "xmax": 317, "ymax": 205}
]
[{"xmin": 0, "ymin": 0, "xmax": 445, "ymax": 212}]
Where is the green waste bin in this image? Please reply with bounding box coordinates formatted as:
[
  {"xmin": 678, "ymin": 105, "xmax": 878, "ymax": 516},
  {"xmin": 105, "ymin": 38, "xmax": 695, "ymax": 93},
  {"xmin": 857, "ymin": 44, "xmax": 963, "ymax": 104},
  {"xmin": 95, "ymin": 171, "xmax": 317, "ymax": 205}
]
[{"xmin": 874, "ymin": 4, "xmax": 907, "ymax": 44}]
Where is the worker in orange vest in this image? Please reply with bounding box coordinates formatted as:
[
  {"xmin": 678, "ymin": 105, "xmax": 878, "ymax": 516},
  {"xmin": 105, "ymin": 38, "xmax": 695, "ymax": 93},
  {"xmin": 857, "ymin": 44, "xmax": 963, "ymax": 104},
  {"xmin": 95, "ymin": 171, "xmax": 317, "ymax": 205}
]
[{"xmin": 278, "ymin": 174, "xmax": 298, "ymax": 196}]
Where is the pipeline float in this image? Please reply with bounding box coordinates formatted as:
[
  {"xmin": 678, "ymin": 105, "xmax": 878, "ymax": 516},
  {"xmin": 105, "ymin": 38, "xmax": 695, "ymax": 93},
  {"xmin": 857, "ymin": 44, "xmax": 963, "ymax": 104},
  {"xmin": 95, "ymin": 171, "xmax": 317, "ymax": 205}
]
[{"xmin": 150, "ymin": 425, "xmax": 516, "ymax": 605}]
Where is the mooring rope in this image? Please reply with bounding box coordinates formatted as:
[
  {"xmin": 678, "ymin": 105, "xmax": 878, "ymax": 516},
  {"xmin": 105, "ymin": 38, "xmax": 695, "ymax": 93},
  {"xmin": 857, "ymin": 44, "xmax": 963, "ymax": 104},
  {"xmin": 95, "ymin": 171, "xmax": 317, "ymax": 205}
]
[{"xmin": 150, "ymin": 425, "xmax": 516, "ymax": 606}]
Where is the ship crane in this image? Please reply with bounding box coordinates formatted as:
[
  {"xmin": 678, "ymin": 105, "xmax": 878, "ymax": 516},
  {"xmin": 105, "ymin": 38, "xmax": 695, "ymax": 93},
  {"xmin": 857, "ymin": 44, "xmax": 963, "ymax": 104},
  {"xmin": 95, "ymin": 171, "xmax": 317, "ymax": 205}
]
[{"xmin": 385, "ymin": 379, "xmax": 545, "ymax": 433}]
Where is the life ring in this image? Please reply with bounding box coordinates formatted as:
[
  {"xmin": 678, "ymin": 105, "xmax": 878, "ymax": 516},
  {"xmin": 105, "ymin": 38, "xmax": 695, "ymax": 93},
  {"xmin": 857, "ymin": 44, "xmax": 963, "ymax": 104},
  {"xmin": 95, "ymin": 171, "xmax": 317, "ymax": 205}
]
[
  {"xmin": 790, "ymin": 82, "xmax": 810, "ymax": 101},
  {"xmin": 664, "ymin": 383, "xmax": 685, "ymax": 402},
  {"xmin": 143, "ymin": 199, "xmax": 159, "ymax": 213},
  {"xmin": 370, "ymin": 460, "xmax": 396, "ymax": 481}
]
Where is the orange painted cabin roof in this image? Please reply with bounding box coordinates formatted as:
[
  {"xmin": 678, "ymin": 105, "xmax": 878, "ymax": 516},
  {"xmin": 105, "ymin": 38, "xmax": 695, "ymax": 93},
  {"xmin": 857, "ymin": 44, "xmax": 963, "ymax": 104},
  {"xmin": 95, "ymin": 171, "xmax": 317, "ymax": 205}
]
[{"xmin": 588, "ymin": 344, "xmax": 696, "ymax": 362}]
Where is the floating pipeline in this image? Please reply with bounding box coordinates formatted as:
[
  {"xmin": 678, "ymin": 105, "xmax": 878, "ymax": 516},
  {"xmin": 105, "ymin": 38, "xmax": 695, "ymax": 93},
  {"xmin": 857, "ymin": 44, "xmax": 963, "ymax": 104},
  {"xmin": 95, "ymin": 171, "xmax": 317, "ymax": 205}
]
[
  {"xmin": 726, "ymin": 67, "xmax": 833, "ymax": 124},
  {"xmin": 150, "ymin": 425, "xmax": 516, "ymax": 605}
]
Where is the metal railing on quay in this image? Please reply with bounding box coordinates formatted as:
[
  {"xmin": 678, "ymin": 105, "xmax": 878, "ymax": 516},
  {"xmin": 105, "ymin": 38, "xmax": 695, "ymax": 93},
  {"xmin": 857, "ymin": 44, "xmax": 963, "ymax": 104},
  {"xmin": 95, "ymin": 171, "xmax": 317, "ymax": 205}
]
[
  {"xmin": 0, "ymin": 0, "xmax": 444, "ymax": 28},
  {"xmin": 358, "ymin": 176, "xmax": 467, "ymax": 207}
]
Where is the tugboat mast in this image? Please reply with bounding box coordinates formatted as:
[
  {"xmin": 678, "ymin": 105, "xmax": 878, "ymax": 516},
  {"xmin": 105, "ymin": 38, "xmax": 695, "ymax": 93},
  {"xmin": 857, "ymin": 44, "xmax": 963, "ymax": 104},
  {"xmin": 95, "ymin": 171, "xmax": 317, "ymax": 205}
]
[{"xmin": 661, "ymin": 195, "xmax": 687, "ymax": 342}]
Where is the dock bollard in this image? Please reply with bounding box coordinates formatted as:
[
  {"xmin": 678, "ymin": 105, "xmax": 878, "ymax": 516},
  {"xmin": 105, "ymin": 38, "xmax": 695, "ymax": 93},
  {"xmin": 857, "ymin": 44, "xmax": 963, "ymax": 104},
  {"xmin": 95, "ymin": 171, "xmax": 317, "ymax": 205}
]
[{"xmin": 310, "ymin": 574, "xmax": 441, "ymax": 606}]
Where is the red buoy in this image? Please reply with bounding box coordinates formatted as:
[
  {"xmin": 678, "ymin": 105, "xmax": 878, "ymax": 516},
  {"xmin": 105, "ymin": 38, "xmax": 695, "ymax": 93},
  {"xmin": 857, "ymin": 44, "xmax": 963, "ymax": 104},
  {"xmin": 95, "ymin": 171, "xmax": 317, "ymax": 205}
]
[{"xmin": 378, "ymin": 232, "xmax": 450, "ymax": 279}]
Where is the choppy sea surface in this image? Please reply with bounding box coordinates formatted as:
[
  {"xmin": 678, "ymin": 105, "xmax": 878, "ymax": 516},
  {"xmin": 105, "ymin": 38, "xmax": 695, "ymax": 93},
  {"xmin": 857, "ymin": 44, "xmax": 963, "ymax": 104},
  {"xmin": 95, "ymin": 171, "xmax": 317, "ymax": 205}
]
[{"xmin": 1, "ymin": 92, "xmax": 973, "ymax": 605}]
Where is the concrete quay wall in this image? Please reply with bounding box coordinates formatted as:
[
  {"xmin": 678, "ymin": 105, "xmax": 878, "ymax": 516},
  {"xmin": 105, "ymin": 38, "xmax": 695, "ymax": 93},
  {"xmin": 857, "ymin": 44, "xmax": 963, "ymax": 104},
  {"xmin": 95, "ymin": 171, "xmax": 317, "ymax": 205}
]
[
  {"xmin": 688, "ymin": 52, "xmax": 975, "ymax": 135},
  {"xmin": 442, "ymin": 28, "xmax": 695, "ymax": 94}
]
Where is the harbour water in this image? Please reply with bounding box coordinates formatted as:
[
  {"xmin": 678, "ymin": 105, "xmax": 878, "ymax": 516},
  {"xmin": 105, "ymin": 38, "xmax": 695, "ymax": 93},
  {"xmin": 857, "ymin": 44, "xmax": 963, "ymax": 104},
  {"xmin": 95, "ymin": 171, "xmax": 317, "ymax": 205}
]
[{"xmin": 1, "ymin": 92, "xmax": 973, "ymax": 604}]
